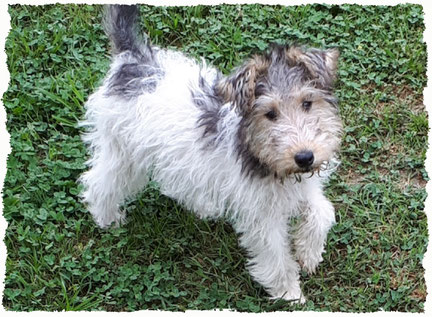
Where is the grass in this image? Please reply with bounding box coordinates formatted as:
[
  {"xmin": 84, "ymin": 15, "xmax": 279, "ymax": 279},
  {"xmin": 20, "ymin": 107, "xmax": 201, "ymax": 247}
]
[{"xmin": 2, "ymin": 3, "xmax": 428, "ymax": 312}]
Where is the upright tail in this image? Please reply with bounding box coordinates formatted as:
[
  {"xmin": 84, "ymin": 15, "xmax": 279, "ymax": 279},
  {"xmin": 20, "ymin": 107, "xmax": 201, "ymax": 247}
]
[{"xmin": 103, "ymin": 5, "xmax": 151, "ymax": 58}]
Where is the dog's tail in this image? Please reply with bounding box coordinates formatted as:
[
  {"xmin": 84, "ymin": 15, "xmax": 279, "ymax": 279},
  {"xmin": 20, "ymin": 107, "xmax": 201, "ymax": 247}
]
[{"xmin": 103, "ymin": 5, "xmax": 152, "ymax": 59}]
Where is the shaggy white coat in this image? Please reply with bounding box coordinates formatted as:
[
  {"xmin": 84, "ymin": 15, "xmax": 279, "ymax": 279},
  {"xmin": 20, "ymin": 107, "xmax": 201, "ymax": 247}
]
[{"xmin": 80, "ymin": 48, "xmax": 338, "ymax": 303}]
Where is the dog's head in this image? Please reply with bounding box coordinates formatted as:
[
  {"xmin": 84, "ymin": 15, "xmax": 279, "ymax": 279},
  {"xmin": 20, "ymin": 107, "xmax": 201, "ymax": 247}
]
[{"xmin": 217, "ymin": 45, "xmax": 342, "ymax": 178}]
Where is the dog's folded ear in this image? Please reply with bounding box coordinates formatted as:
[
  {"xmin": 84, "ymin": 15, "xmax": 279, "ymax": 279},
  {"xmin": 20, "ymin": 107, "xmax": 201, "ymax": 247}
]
[
  {"xmin": 286, "ymin": 47, "xmax": 339, "ymax": 90},
  {"xmin": 216, "ymin": 56, "xmax": 269, "ymax": 115}
]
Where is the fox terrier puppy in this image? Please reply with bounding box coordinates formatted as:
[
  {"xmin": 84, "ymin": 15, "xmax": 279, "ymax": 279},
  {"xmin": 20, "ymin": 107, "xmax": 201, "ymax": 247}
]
[{"xmin": 80, "ymin": 5, "xmax": 342, "ymax": 303}]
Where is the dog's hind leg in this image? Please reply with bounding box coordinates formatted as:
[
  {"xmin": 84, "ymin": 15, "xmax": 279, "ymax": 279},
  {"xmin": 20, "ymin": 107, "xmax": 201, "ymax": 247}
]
[{"xmin": 80, "ymin": 137, "xmax": 148, "ymax": 228}]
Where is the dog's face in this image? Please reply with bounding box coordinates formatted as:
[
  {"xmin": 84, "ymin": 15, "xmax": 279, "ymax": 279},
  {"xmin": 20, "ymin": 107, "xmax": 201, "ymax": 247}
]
[{"xmin": 217, "ymin": 45, "xmax": 342, "ymax": 178}]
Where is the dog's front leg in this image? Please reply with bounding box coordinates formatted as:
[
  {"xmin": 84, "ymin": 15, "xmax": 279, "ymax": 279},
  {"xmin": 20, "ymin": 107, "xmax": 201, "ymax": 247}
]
[
  {"xmin": 294, "ymin": 186, "xmax": 336, "ymax": 274},
  {"xmin": 235, "ymin": 216, "xmax": 305, "ymax": 303}
]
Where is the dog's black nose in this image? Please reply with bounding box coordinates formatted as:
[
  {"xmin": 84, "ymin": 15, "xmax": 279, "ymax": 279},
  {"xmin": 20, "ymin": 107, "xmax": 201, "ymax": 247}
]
[{"xmin": 294, "ymin": 151, "xmax": 314, "ymax": 169}]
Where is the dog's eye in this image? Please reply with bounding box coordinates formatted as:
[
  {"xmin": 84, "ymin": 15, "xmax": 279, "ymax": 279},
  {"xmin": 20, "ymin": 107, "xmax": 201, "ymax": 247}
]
[
  {"xmin": 302, "ymin": 101, "xmax": 312, "ymax": 111},
  {"xmin": 265, "ymin": 110, "xmax": 277, "ymax": 121}
]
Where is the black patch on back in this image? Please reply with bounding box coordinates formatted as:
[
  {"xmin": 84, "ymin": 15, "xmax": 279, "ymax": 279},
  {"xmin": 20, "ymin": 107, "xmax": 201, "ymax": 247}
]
[{"xmin": 106, "ymin": 62, "xmax": 162, "ymax": 98}]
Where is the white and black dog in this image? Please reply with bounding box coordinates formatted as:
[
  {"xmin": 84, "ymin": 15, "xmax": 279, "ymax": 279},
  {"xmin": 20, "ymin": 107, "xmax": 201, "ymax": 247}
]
[{"xmin": 80, "ymin": 5, "xmax": 342, "ymax": 303}]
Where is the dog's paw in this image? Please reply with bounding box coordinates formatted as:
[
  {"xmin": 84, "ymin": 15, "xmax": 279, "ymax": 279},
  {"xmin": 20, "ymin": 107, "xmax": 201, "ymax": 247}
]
[
  {"xmin": 269, "ymin": 283, "xmax": 306, "ymax": 305},
  {"xmin": 295, "ymin": 242, "xmax": 325, "ymax": 275},
  {"xmin": 92, "ymin": 209, "xmax": 126, "ymax": 229},
  {"xmin": 297, "ymin": 253, "xmax": 323, "ymax": 275},
  {"xmin": 270, "ymin": 291, "xmax": 306, "ymax": 305}
]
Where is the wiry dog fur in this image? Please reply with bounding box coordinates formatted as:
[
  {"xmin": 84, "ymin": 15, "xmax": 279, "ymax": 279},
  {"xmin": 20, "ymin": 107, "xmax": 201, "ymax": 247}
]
[{"xmin": 80, "ymin": 5, "xmax": 342, "ymax": 303}]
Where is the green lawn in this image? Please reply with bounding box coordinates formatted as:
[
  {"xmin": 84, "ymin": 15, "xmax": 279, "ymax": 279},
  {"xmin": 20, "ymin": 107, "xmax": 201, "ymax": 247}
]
[{"xmin": 2, "ymin": 4, "xmax": 428, "ymax": 312}]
